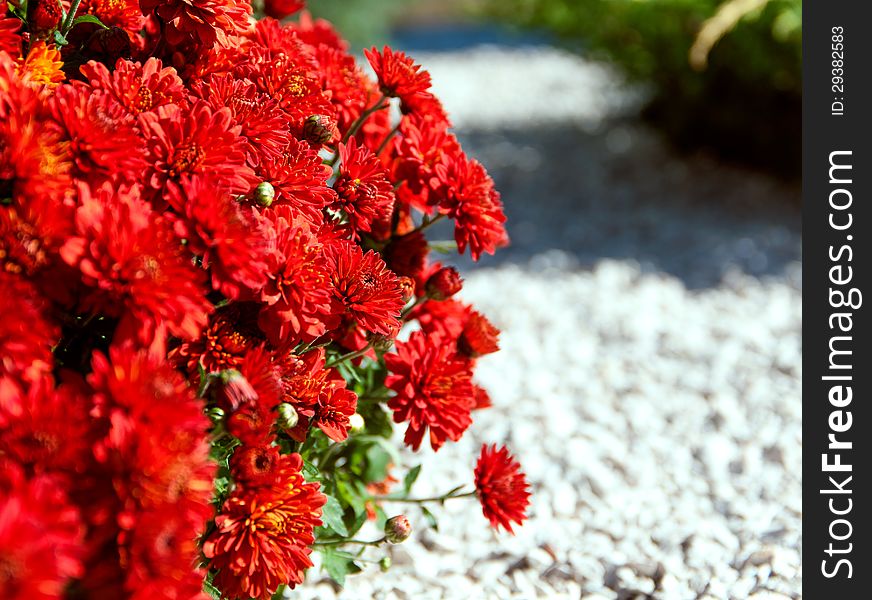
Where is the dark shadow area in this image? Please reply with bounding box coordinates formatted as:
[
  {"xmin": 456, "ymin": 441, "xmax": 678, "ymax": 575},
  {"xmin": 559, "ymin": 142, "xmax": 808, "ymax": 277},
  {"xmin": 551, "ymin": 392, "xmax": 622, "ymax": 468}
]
[{"xmin": 436, "ymin": 120, "xmax": 801, "ymax": 290}]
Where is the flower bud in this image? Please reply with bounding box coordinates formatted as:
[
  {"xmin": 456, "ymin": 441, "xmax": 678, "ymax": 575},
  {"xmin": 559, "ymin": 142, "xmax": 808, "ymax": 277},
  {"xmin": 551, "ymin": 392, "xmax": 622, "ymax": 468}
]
[
  {"xmin": 384, "ymin": 515, "xmax": 411, "ymax": 544},
  {"xmin": 426, "ymin": 266, "xmax": 463, "ymax": 300},
  {"xmin": 27, "ymin": 0, "xmax": 62, "ymax": 31},
  {"xmin": 366, "ymin": 332, "xmax": 394, "ymax": 353},
  {"xmin": 349, "ymin": 413, "xmax": 365, "ymax": 431},
  {"xmin": 264, "ymin": 0, "xmax": 305, "ymax": 20},
  {"xmin": 276, "ymin": 402, "xmax": 299, "ymax": 430},
  {"xmin": 379, "ymin": 556, "xmax": 392, "ymax": 572},
  {"xmin": 213, "ymin": 369, "xmax": 257, "ymax": 411},
  {"xmin": 303, "ymin": 114, "xmax": 338, "ymax": 145},
  {"xmin": 254, "ymin": 182, "xmax": 275, "ymax": 207},
  {"xmin": 397, "ymin": 276, "xmax": 415, "ymax": 304},
  {"xmin": 206, "ymin": 406, "xmax": 226, "ymax": 422}
]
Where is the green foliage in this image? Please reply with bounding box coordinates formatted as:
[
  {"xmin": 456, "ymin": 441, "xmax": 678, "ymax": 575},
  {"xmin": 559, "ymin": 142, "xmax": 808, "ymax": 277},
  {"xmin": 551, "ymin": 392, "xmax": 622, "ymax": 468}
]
[
  {"xmin": 307, "ymin": 0, "xmax": 421, "ymax": 50},
  {"xmin": 481, "ymin": 0, "xmax": 802, "ymax": 175}
]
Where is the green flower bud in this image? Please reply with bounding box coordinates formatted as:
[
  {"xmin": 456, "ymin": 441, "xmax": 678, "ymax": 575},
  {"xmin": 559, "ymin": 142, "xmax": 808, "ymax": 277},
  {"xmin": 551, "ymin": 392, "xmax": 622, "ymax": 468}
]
[
  {"xmin": 254, "ymin": 181, "xmax": 276, "ymax": 207},
  {"xmin": 277, "ymin": 402, "xmax": 299, "ymax": 430},
  {"xmin": 379, "ymin": 556, "xmax": 392, "ymax": 572}
]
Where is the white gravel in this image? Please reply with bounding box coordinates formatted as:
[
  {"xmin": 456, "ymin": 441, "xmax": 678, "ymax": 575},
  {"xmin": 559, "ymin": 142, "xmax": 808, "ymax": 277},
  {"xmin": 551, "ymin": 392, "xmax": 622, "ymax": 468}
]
[{"xmin": 288, "ymin": 46, "xmax": 801, "ymax": 599}]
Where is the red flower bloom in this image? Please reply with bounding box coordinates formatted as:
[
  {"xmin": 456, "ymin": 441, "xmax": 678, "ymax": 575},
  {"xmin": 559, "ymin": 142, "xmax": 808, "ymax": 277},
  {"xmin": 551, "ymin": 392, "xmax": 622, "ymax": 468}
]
[
  {"xmin": 0, "ymin": 375, "xmax": 93, "ymax": 476},
  {"xmin": 79, "ymin": 0, "xmax": 144, "ymax": 34},
  {"xmin": 289, "ymin": 11, "xmax": 347, "ymax": 51},
  {"xmin": 459, "ymin": 310, "xmax": 500, "ymax": 357},
  {"xmin": 435, "ymin": 152, "xmax": 508, "ymax": 261},
  {"xmin": 385, "ymin": 330, "xmax": 475, "ymax": 451},
  {"xmin": 393, "ymin": 115, "xmax": 460, "ymax": 209},
  {"xmin": 26, "ymin": 0, "xmax": 61, "ymax": 32},
  {"xmin": 364, "ymin": 46, "xmax": 432, "ymax": 106},
  {"xmin": 255, "ymin": 138, "xmax": 336, "ymax": 224},
  {"xmin": 79, "ymin": 58, "xmax": 186, "ymax": 117},
  {"xmin": 264, "ymin": 0, "xmax": 305, "ymax": 20},
  {"xmin": 332, "ymin": 137, "xmax": 395, "ymax": 238},
  {"xmin": 60, "ymin": 182, "xmax": 212, "ymax": 344},
  {"xmin": 190, "ymin": 73, "xmax": 293, "ymax": 166},
  {"xmin": 426, "ymin": 266, "xmax": 463, "ymax": 300},
  {"xmin": 310, "ymin": 44, "xmax": 369, "ymax": 131},
  {"xmin": 474, "ymin": 444, "xmax": 531, "ymax": 534},
  {"xmin": 171, "ymin": 305, "xmax": 263, "ymax": 376},
  {"xmin": 140, "ymin": 0, "xmax": 252, "ymax": 48},
  {"xmin": 259, "ymin": 207, "xmax": 335, "ymax": 347},
  {"xmin": 229, "ymin": 444, "xmax": 282, "ymax": 488},
  {"xmin": 326, "ymin": 241, "xmax": 404, "ymax": 336},
  {"xmin": 276, "ymin": 348, "xmax": 357, "ymax": 442},
  {"xmin": 48, "ymin": 85, "xmax": 145, "ymax": 184},
  {"xmin": 0, "ymin": 467, "xmax": 86, "ymax": 600},
  {"xmin": 0, "ymin": 18, "xmax": 20, "ymax": 56},
  {"xmin": 174, "ymin": 176, "xmax": 270, "ymax": 299},
  {"xmin": 220, "ymin": 346, "xmax": 284, "ymax": 444},
  {"xmin": 203, "ymin": 453, "xmax": 326, "ymax": 600},
  {"xmin": 140, "ymin": 101, "xmax": 257, "ymax": 206},
  {"xmin": 0, "ymin": 272, "xmax": 58, "ymax": 382}
]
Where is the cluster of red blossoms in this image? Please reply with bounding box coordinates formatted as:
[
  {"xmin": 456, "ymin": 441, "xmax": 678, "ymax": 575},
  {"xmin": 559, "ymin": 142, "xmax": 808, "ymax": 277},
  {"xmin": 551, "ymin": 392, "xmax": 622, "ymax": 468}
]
[{"xmin": 0, "ymin": 1, "xmax": 530, "ymax": 598}]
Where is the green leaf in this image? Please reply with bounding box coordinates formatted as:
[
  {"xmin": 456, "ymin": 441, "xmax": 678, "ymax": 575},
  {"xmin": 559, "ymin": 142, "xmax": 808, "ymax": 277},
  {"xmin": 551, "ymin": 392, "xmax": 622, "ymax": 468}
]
[
  {"xmin": 364, "ymin": 444, "xmax": 391, "ymax": 483},
  {"xmin": 320, "ymin": 548, "xmax": 359, "ymax": 587},
  {"xmin": 71, "ymin": 14, "xmax": 110, "ymax": 29},
  {"xmin": 53, "ymin": 30, "xmax": 69, "ymax": 46},
  {"xmin": 203, "ymin": 574, "xmax": 222, "ymax": 599},
  {"xmin": 321, "ymin": 495, "xmax": 349, "ymax": 537},
  {"xmin": 270, "ymin": 584, "xmax": 287, "ymax": 600},
  {"xmin": 301, "ymin": 459, "xmax": 321, "ymax": 482},
  {"xmin": 421, "ymin": 506, "xmax": 439, "ymax": 532},
  {"xmin": 403, "ymin": 465, "xmax": 422, "ymax": 494}
]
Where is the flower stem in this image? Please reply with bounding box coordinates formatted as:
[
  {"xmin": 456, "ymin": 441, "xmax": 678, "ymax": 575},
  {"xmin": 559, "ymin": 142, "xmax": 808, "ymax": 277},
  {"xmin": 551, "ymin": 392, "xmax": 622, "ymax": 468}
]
[
  {"xmin": 410, "ymin": 212, "xmax": 447, "ymax": 236},
  {"xmin": 375, "ymin": 489, "xmax": 476, "ymax": 504},
  {"xmin": 374, "ymin": 122, "xmax": 402, "ymax": 156},
  {"xmin": 314, "ymin": 536, "xmax": 386, "ymax": 548},
  {"xmin": 325, "ymin": 343, "xmax": 373, "ymax": 368},
  {"xmin": 341, "ymin": 95, "xmax": 389, "ymax": 144},
  {"xmin": 61, "ymin": 0, "xmax": 84, "ymax": 35}
]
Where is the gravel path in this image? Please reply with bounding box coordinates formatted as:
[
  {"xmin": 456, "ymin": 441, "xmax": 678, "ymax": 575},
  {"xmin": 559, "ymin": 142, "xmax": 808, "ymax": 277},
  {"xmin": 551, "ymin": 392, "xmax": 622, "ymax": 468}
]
[{"xmin": 290, "ymin": 46, "xmax": 802, "ymax": 599}]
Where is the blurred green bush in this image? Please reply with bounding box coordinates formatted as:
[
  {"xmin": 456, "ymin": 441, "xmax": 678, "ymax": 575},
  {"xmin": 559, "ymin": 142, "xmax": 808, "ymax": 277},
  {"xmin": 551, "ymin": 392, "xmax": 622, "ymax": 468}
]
[
  {"xmin": 307, "ymin": 0, "xmax": 417, "ymax": 50},
  {"xmin": 480, "ymin": 0, "xmax": 802, "ymax": 176}
]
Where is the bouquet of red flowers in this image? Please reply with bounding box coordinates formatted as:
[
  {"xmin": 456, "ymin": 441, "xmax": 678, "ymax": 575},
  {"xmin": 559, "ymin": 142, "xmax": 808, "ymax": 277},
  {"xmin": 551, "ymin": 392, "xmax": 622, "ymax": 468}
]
[{"xmin": 0, "ymin": 1, "xmax": 531, "ymax": 598}]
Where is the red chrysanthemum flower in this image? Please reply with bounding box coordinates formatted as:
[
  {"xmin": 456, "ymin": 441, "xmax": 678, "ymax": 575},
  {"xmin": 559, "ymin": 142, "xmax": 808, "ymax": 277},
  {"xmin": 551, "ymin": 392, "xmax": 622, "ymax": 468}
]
[
  {"xmin": 459, "ymin": 310, "xmax": 500, "ymax": 357},
  {"xmin": 0, "ymin": 273, "xmax": 58, "ymax": 382},
  {"xmin": 0, "ymin": 18, "xmax": 21, "ymax": 56},
  {"xmin": 220, "ymin": 346, "xmax": 284, "ymax": 445},
  {"xmin": 203, "ymin": 453, "xmax": 326, "ymax": 600},
  {"xmin": 332, "ymin": 137, "xmax": 395, "ymax": 238},
  {"xmin": 235, "ymin": 44, "xmax": 334, "ymax": 135},
  {"xmin": 79, "ymin": 58, "xmax": 186, "ymax": 117},
  {"xmin": 474, "ymin": 444, "xmax": 531, "ymax": 534},
  {"xmin": 140, "ymin": 0, "xmax": 252, "ymax": 48},
  {"xmin": 426, "ymin": 266, "xmax": 463, "ymax": 300},
  {"xmin": 364, "ymin": 46, "xmax": 432, "ymax": 106},
  {"xmin": 288, "ymin": 11, "xmax": 347, "ymax": 51},
  {"xmin": 259, "ymin": 207, "xmax": 336, "ymax": 347},
  {"xmin": 0, "ymin": 467, "xmax": 86, "ymax": 600},
  {"xmin": 88, "ymin": 346, "xmax": 215, "ymax": 513},
  {"xmin": 412, "ymin": 297, "xmax": 471, "ymax": 341},
  {"xmin": 229, "ymin": 444, "xmax": 282, "ymax": 488},
  {"xmin": 174, "ymin": 176, "xmax": 270, "ymax": 299},
  {"xmin": 0, "ymin": 56, "xmax": 71, "ymax": 203},
  {"xmin": 264, "ymin": 0, "xmax": 304, "ymax": 20},
  {"xmin": 170, "ymin": 305, "xmax": 263, "ymax": 376},
  {"xmin": 140, "ymin": 101, "xmax": 258, "ymax": 206},
  {"xmin": 26, "ymin": 0, "xmax": 62, "ymax": 33},
  {"xmin": 326, "ymin": 241, "xmax": 404, "ymax": 336},
  {"xmin": 310, "ymin": 44, "xmax": 369, "ymax": 131},
  {"xmin": 255, "ymin": 138, "xmax": 336, "ymax": 223},
  {"xmin": 190, "ymin": 73, "xmax": 293, "ymax": 167},
  {"xmin": 385, "ymin": 330, "xmax": 475, "ymax": 451},
  {"xmin": 48, "ymin": 85, "xmax": 145, "ymax": 185},
  {"xmin": 435, "ymin": 152, "xmax": 508, "ymax": 261},
  {"xmin": 393, "ymin": 114, "xmax": 460, "ymax": 210},
  {"xmin": 123, "ymin": 508, "xmax": 211, "ymax": 600},
  {"xmin": 60, "ymin": 182, "xmax": 212, "ymax": 345},
  {"xmin": 276, "ymin": 348, "xmax": 357, "ymax": 442},
  {"xmin": 80, "ymin": 0, "xmax": 145, "ymax": 32},
  {"xmin": 472, "ymin": 384, "xmax": 493, "ymax": 410},
  {"xmin": 0, "ymin": 375, "xmax": 93, "ymax": 476}
]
